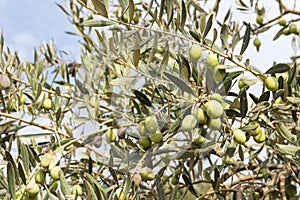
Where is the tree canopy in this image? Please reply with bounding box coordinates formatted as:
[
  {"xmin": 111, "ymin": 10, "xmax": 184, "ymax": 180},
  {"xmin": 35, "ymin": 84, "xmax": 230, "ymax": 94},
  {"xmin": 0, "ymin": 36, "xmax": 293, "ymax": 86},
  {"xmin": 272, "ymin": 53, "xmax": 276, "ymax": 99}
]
[{"xmin": 0, "ymin": 0, "xmax": 300, "ymax": 199}]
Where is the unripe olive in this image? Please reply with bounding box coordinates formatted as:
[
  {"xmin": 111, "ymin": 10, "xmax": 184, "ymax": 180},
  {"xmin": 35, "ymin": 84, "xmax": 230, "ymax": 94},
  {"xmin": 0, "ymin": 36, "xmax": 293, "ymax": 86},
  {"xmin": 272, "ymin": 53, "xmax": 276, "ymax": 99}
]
[
  {"xmin": 89, "ymin": 96, "xmax": 98, "ymax": 107},
  {"xmin": 50, "ymin": 166, "xmax": 61, "ymax": 180},
  {"xmin": 204, "ymin": 100, "xmax": 223, "ymax": 119},
  {"xmin": 115, "ymin": 188, "xmax": 129, "ymax": 200},
  {"xmin": 206, "ymin": 53, "xmax": 218, "ymax": 68},
  {"xmin": 20, "ymin": 94, "xmax": 27, "ymax": 105},
  {"xmin": 189, "ymin": 44, "xmax": 202, "ymax": 60},
  {"xmin": 208, "ymin": 118, "xmax": 222, "ymax": 130},
  {"xmin": 139, "ymin": 167, "xmax": 155, "ymax": 181},
  {"xmin": 72, "ymin": 185, "xmax": 83, "ymax": 196},
  {"xmin": 254, "ymin": 129, "xmax": 266, "ymax": 143},
  {"xmin": 139, "ymin": 136, "xmax": 151, "ymax": 149},
  {"xmin": 193, "ymin": 135, "xmax": 206, "ymax": 145},
  {"xmin": 149, "ymin": 130, "xmax": 163, "ymax": 143},
  {"xmin": 192, "ymin": 107, "xmax": 207, "ymax": 124},
  {"xmin": 256, "ymin": 15, "xmax": 264, "ymax": 25},
  {"xmin": 35, "ymin": 169, "xmax": 46, "ymax": 184},
  {"xmin": 181, "ymin": 115, "xmax": 198, "ymax": 132},
  {"xmin": 0, "ymin": 74, "xmax": 10, "ymax": 89},
  {"xmin": 289, "ymin": 23, "xmax": 298, "ymax": 34},
  {"xmin": 7, "ymin": 99, "xmax": 16, "ymax": 112},
  {"xmin": 248, "ymin": 121, "xmax": 261, "ymax": 136},
  {"xmin": 106, "ymin": 128, "xmax": 117, "ymax": 143},
  {"xmin": 132, "ymin": 173, "xmax": 142, "ymax": 186},
  {"xmin": 283, "ymin": 27, "xmax": 290, "ymax": 35},
  {"xmin": 278, "ymin": 17, "xmax": 286, "ymax": 26},
  {"xmin": 233, "ymin": 129, "xmax": 246, "ymax": 145},
  {"xmin": 138, "ymin": 121, "xmax": 147, "ymax": 135},
  {"xmin": 26, "ymin": 183, "xmax": 39, "ymax": 197},
  {"xmin": 222, "ymin": 155, "xmax": 233, "ymax": 165},
  {"xmin": 145, "ymin": 116, "xmax": 158, "ymax": 133},
  {"xmin": 93, "ymin": 136, "xmax": 102, "ymax": 148},
  {"xmin": 40, "ymin": 154, "xmax": 52, "ymax": 168},
  {"xmin": 43, "ymin": 98, "xmax": 52, "ymax": 109},
  {"xmin": 253, "ymin": 38, "xmax": 261, "ymax": 49},
  {"xmin": 171, "ymin": 175, "xmax": 179, "ymax": 185},
  {"xmin": 210, "ymin": 93, "xmax": 223, "ymax": 102},
  {"xmin": 265, "ymin": 76, "xmax": 278, "ymax": 91}
]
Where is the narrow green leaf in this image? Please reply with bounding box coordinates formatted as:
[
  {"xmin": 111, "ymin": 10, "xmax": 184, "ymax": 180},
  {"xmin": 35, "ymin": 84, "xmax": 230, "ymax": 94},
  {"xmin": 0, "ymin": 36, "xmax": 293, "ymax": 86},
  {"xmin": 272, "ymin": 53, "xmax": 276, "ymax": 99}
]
[
  {"xmin": 240, "ymin": 90, "xmax": 248, "ymax": 118},
  {"xmin": 18, "ymin": 162, "xmax": 26, "ymax": 185},
  {"xmin": 166, "ymin": 1, "xmax": 173, "ymax": 28},
  {"xmin": 265, "ymin": 63, "xmax": 290, "ymax": 74},
  {"xmin": 199, "ymin": 14, "xmax": 206, "ymax": 34},
  {"xmin": 169, "ymin": 118, "xmax": 181, "ymax": 133},
  {"xmin": 158, "ymin": 0, "xmax": 165, "ymax": 22},
  {"xmin": 128, "ymin": 0, "xmax": 134, "ymax": 22},
  {"xmin": 164, "ymin": 72, "xmax": 194, "ymax": 94},
  {"xmin": 287, "ymin": 97, "xmax": 300, "ymax": 104},
  {"xmin": 275, "ymin": 122, "xmax": 296, "ymax": 143},
  {"xmin": 220, "ymin": 25, "xmax": 229, "ymax": 49},
  {"xmin": 273, "ymin": 27, "xmax": 284, "ymax": 41},
  {"xmin": 182, "ymin": 175, "xmax": 198, "ymax": 197},
  {"xmin": 7, "ymin": 162, "xmax": 15, "ymax": 200},
  {"xmin": 91, "ymin": 0, "xmax": 108, "ymax": 17},
  {"xmin": 288, "ymin": 63, "xmax": 296, "ymax": 84},
  {"xmin": 277, "ymin": 144, "xmax": 300, "ymax": 156},
  {"xmin": 81, "ymin": 19, "xmax": 114, "ymax": 27},
  {"xmin": 59, "ymin": 171, "xmax": 71, "ymax": 196},
  {"xmin": 133, "ymin": 90, "xmax": 152, "ymax": 107},
  {"xmin": 240, "ymin": 23, "xmax": 251, "ymax": 55},
  {"xmin": 181, "ymin": 0, "xmax": 186, "ymax": 30},
  {"xmin": 203, "ymin": 14, "xmax": 213, "ymax": 39}
]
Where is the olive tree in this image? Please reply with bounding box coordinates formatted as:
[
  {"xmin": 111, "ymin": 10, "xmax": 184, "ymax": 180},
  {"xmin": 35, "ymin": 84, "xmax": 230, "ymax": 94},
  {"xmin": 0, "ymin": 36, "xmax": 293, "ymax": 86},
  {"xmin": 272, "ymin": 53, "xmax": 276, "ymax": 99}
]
[{"xmin": 0, "ymin": 0, "xmax": 300, "ymax": 199}]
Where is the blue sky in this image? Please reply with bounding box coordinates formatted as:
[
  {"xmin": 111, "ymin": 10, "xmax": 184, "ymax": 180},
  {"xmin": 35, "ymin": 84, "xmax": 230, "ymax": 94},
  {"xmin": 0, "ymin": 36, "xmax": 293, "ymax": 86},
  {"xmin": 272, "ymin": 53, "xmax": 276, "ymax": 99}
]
[{"xmin": 0, "ymin": 0, "xmax": 80, "ymax": 60}]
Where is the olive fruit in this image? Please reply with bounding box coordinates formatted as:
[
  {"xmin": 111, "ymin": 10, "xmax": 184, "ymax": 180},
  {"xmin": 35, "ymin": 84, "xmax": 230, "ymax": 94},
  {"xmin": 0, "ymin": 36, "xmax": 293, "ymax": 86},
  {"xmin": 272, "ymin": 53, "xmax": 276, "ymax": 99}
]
[
  {"xmin": 50, "ymin": 166, "xmax": 61, "ymax": 180},
  {"xmin": 256, "ymin": 15, "xmax": 264, "ymax": 25},
  {"xmin": 138, "ymin": 121, "xmax": 147, "ymax": 135},
  {"xmin": 26, "ymin": 183, "xmax": 39, "ymax": 197},
  {"xmin": 35, "ymin": 169, "xmax": 46, "ymax": 184},
  {"xmin": 7, "ymin": 99, "xmax": 16, "ymax": 112},
  {"xmin": 106, "ymin": 128, "xmax": 117, "ymax": 143},
  {"xmin": 208, "ymin": 118, "xmax": 222, "ymax": 130},
  {"xmin": 0, "ymin": 74, "xmax": 10, "ymax": 89},
  {"xmin": 181, "ymin": 115, "xmax": 198, "ymax": 132},
  {"xmin": 145, "ymin": 116, "xmax": 158, "ymax": 133},
  {"xmin": 253, "ymin": 38, "xmax": 261, "ymax": 50},
  {"xmin": 171, "ymin": 175, "xmax": 179, "ymax": 185},
  {"xmin": 192, "ymin": 107, "xmax": 207, "ymax": 124},
  {"xmin": 72, "ymin": 185, "xmax": 83, "ymax": 196},
  {"xmin": 238, "ymin": 78, "xmax": 248, "ymax": 89},
  {"xmin": 265, "ymin": 76, "xmax": 278, "ymax": 91},
  {"xmin": 254, "ymin": 129, "xmax": 266, "ymax": 143},
  {"xmin": 89, "ymin": 96, "xmax": 98, "ymax": 107},
  {"xmin": 149, "ymin": 130, "xmax": 163, "ymax": 143},
  {"xmin": 139, "ymin": 136, "xmax": 151, "ymax": 149},
  {"xmin": 189, "ymin": 44, "xmax": 202, "ymax": 60},
  {"xmin": 289, "ymin": 23, "xmax": 298, "ymax": 34},
  {"xmin": 248, "ymin": 121, "xmax": 261, "ymax": 136},
  {"xmin": 40, "ymin": 154, "xmax": 52, "ymax": 168},
  {"xmin": 43, "ymin": 98, "xmax": 52, "ymax": 109},
  {"xmin": 210, "ymin": 93, "xmax": 223, "ymax": 102},
  {"xmin": 233, "ymin": 129, "xmax": 246, "ymax": 145},
  {"xmin": 115, "ymin": 188, "xmax": 129, "ymax": 200},
  {"xmin": 206, "ymin": 53, "xmax": 218, "ymax": 68},
  {"xmin": 222, "ymin": 155, "xmax": 233, "ymax": 165},
  {"xmin": 204, "ymin": 100, "xmax": 223, "ymax": 119},
  {"xmin": 278, "ymin": 17, "xmax": 286, "ymax": 26},
  {"xmin": 139, "ymin": 167, "xmax": 155, "ymax": 181},
  {"xmin": 132, "ymin": 173, "xmax": 142, "ymax": 186},
  {"xmin": 93, "ymin": 136, "xmax": 102, "ymax": 148},
  {"xmin": 282, "ymin": 27, "xmax": 290, "ymax": 35},
  {"xmin": 20, "ymin": 94, "xmax": 26, "ymax": 105},
  {"xmin": 193, "ymin": 135, "xmax": 206, "ymax": 145}
]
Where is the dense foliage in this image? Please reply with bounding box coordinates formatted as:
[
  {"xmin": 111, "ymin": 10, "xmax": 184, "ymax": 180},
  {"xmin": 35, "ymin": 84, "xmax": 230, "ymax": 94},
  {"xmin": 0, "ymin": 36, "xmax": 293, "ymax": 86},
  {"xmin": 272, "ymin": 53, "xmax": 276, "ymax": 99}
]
[{"xmin": 0, "ymin": 0, "xmax": 300, "ymax": 199}]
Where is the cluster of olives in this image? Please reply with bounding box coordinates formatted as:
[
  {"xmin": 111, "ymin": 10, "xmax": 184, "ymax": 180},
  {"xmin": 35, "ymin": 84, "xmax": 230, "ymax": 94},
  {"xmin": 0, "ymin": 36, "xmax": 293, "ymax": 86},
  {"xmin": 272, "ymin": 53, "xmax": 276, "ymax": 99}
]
[
  {"xmin": 279, "ymin": 17, "xmax": 300, "ymax": 35},
  {"xmin": 233, "ymin": 121, "xmax": 266, "ymax": 145},
  {"xmin": 255, "ymin": 6, "xmax": 265, "ymax": 26},
  {"xmin": 16, "ymin": 153, "xmax": 83, "ymax": 199},
  {"xmin": 137, "ymin": 116, "xmax": 163, "ymax": 149},
  {"xmin": 189, "ymin": 44, "xmax": 224, "ymax": 82},
  {"xmin": 181, "ymin": 93, "xmax": 225, "ymax": 146}
]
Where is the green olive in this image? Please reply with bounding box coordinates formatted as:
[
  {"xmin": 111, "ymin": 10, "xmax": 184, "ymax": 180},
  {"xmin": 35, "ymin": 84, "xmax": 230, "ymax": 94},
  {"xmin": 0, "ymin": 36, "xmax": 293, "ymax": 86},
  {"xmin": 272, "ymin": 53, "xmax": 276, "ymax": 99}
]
[
  {"xmin": 189, "ymin": 44, "xmax": 202, "ymax": 60},
  {"xmin": 43, "ymin": 98, "xmax": 52, "ymax": 109},
  {"xmin": 181, "ymin": 115, "xmax": 198, "ymax": 132},
  {"xmin": 254, "ymin": 129, "xmax": 266, "ymax": 143},
  {"xmin": 206, "ymin": 53, "xmax": 218, "ymax": 68},
  {"xmin": 192, "ymin": 107, "xmax": 207, "ymax": 124},
  {"xmin": 145, "ymin": 116, "xmax": 158, "ymax": 134},
  {"xmin": 256, "ymin": 15, "xmax": 264, "ymax": 25},
  {"xmin": 265, "ymin": 76, "xmax": 278, "ymax": 91},
  {"xmin": 72, "ymin": 185, "xmax": 83, "ymax": 196},
  {"xmin": 205, "ymin": 100, "xmax": 224, "ymax": 119},
  {"xmin": 26, "ymin": 183, "xmax": 39, "ymax": 197},
  {"xmin": 50, "ymin": 166, "xmax": 61, "ymax": 180},
  {"xmin": 233, "ymin": 129, "xmax": 246, "ymax": 145},
  {"xmin": 278, "ymin": 17, "xmax": 286, "ymax": 26},
  {"xmin": 106, "ymin": 128, "xmax": 117, "ymax": 143},
  {"xmin": 208, "ymin": 118, "xmax": 222, "ymax": 130},
  {"xmin": 139, "ymin": 167, "xmax": 155, "ymax": 181},
  {"xmin": 35, "ymin": 169, "xmax": 46, "ymax": 184}
]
